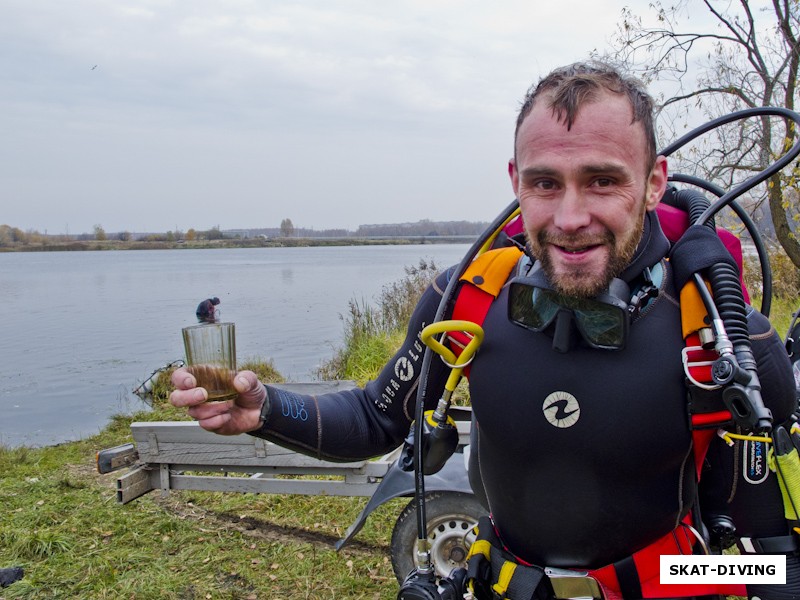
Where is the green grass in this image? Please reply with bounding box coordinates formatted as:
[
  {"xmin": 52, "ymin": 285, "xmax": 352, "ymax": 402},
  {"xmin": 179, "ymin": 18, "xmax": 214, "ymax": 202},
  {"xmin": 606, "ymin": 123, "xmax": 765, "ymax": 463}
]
[
  {"xmin": 760, "ymin": 295, "xmax": 798, "ymax": 340},
  {"xmin": 316, "ymin": 260, "xmax": 439, "ymax": 385},
  {"xmin": 0, "ymin": 403, "xmax": 403, "ymax": 599}
]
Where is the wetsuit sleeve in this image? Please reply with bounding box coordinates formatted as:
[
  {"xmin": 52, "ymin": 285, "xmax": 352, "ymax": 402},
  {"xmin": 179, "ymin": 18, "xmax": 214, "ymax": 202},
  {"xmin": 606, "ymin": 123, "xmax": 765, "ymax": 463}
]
[
  {"xmin": 248, "ymin": 269, "xmax": 455, "ymax": 462},
  {"xmin": 699, "ymin": 306, "xmax": 800, "ymax": 599},
  {"xmin": 747, "ymin": 306, "xmax": 797, "ymax": 424}
]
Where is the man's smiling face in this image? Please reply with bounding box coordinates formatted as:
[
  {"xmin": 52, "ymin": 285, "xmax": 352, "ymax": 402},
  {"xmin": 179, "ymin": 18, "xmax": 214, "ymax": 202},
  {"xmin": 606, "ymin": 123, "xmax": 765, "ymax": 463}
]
[{"xmin": 509, "ymin": 91, "xmax": 667, "ymax": 297}]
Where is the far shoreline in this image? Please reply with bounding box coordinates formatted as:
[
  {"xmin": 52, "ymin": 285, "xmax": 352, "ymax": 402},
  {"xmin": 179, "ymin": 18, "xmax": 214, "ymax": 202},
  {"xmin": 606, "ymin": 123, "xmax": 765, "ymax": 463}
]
[{"xmin": 0, "ymin": 235, "xmax": 477, "ymax": 253}]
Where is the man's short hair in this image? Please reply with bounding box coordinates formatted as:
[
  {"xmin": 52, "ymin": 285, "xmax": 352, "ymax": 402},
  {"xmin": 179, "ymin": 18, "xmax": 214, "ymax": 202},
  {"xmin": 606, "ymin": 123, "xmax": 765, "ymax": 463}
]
[{"xmin": 514, "ymin": 61, "xmax": 657, "ymax": 170}]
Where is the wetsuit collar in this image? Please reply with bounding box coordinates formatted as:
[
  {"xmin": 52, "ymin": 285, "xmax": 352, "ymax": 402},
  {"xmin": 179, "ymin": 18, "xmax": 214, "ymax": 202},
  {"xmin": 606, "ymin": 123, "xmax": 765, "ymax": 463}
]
[{"xmin": 619, "ymin": 209, "xmax": 670, "ymax": 285}]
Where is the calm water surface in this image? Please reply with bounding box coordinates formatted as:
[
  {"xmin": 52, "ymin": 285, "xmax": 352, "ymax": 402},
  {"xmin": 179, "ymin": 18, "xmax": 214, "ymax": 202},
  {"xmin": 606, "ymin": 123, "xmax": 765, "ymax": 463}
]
[{"xmin": 0, "ymin": 244, "xmax": 469, "ymax": 448}]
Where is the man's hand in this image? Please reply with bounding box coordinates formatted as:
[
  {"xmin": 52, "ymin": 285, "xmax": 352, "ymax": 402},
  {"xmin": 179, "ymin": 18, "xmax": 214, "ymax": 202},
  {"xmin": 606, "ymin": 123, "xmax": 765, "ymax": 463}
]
[{"xmin": 169, "ymin": 367, "xmax": 266, "ymax": 435}]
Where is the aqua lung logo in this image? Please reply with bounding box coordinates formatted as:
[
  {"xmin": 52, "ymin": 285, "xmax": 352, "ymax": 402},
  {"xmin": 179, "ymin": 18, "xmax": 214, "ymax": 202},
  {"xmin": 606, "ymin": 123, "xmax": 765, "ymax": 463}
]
[
  {"xmin": 543, "ymin": 391, "xmax": 580, "ymax": 428},
  {"xmin": 377, "ymin": 335, "xmax": 424, "ymax": 412},
  {"xmin": 394, "ymin": 357, "xmax": 414, "ymax": 382}
]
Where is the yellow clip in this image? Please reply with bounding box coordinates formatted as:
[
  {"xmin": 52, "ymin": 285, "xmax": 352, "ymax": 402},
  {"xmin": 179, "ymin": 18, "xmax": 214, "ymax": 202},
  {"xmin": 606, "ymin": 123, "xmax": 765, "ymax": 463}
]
[
  {"xmin": 466, "ymin": 539, "xmax": 492, "ymax": 561},
  {"xmin": 421, "ymin": 320, "xmax": 484, "ymax": 392}
]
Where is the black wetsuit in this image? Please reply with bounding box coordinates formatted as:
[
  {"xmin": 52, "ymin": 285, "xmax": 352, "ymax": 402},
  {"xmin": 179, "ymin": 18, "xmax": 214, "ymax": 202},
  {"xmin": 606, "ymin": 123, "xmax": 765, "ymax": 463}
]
[
  {"xmin": 251, "ymin": 211, "xmax": 798, "ymax": 596},
  {"xmin": 196, "ymin": 299, "xmax": 218, "ymax": 322}
]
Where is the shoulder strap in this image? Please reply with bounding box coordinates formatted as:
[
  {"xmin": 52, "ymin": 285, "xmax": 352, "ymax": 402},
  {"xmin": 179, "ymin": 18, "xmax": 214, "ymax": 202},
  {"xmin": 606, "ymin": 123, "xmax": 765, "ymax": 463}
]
[
  {"xmin": 679, "ymin": 277, "xmax": 736, "ymax": 477},
  {"xmin": 449, "ymin": 247, "xmax": 523, "ymax": 352}
]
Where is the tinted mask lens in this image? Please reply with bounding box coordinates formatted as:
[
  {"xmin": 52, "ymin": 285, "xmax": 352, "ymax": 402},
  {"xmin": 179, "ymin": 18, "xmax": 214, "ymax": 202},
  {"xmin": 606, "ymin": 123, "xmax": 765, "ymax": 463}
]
[{"xmin": 508, "ymin": 277, "xmax": 629, "ymax": 350}]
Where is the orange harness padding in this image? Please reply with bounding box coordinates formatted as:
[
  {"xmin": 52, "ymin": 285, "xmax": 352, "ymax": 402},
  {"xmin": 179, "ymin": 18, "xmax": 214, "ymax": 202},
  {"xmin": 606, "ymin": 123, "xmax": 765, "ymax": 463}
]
[
  {"xmin": 449, "ymin": 245, "xmax": 744, "ymax": 598},
  {"xmin": 449, "ymin": 246, "xmax": 523, "ymax": 363}
]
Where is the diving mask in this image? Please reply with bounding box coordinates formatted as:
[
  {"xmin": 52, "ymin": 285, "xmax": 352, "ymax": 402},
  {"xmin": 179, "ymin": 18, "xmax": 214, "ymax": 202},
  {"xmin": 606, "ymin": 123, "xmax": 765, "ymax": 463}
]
[{"xmin": 508, "ymin": 266, "xmax": 631, "ymax": 352}]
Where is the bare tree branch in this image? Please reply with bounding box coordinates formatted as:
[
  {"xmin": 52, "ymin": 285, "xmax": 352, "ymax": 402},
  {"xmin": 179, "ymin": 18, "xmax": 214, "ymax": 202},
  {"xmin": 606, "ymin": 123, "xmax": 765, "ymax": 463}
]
[{"xmin": 609, "ymin": 0, "xmax": 800, "ymax": 269}]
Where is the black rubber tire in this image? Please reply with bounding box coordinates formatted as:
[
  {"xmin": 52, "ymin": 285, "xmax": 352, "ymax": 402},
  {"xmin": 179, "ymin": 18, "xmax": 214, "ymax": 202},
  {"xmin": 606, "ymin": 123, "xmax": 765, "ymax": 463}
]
[{"xmin": 390, "ymin": 491, "xmax": 487, "ymax": 583}]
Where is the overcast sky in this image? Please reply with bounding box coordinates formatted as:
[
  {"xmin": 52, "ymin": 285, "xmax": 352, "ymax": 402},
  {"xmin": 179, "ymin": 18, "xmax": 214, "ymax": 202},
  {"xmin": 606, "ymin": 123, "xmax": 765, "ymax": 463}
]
[{"xmin": 2, "ymin": 0, "xmax": 678, "ymax": 235}]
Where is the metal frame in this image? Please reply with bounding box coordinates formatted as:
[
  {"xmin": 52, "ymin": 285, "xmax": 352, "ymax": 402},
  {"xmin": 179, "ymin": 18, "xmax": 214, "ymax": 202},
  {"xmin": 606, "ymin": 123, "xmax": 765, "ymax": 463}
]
[{"xmin": 104, "ymin": 382, "xmax": 472, "ymax": 505}]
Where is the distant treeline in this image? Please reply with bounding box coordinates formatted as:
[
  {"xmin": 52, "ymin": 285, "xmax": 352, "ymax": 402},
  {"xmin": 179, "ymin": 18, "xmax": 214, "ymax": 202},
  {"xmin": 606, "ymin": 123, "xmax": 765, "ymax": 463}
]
[
  {"xmin": 354, "ymin": 219, "xmax": 489, "ymax": 237},
  {"xmin": 0, "ymin": 219, "xmax": 490, "ymax": 249},
  {"xmin": 227, "ymin": 220, "xmax": 489, "ymax": 239}
]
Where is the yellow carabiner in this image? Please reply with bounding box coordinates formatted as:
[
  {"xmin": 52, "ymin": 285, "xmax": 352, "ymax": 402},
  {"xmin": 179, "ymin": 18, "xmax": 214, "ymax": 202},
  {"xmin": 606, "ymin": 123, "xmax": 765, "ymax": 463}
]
[{"xmin": 421, "ymin": 320, "xmax": 484, "ymax": 392}]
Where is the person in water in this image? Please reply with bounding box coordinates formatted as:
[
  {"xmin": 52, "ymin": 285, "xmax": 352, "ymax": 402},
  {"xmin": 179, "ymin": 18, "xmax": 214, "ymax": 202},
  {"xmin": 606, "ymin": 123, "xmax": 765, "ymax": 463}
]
[
  {"xmin": 195, "ymin": 297, "xmax": 220, "ymax": 323},
  {"xmin": 171, "ymin": 62, "xmax": 798, "ymax": 599}
]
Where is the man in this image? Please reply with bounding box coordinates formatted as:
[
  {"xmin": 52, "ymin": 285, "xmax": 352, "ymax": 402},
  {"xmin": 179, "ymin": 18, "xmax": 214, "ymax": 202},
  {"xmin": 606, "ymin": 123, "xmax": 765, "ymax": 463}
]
[
  {"xmin": 171, "ymin": 62, "xmax": 797, "ymax": 598},
  {"xmin": 196, "ymin": 297, "xmax": 220, "ymax": 323}
]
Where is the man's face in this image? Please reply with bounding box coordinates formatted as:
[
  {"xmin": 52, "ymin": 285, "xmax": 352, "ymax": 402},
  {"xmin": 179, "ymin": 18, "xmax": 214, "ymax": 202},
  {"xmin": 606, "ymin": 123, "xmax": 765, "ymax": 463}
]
[{"xmin": 509, "ymin": 92, "xmax": 667, "ymax": 297}]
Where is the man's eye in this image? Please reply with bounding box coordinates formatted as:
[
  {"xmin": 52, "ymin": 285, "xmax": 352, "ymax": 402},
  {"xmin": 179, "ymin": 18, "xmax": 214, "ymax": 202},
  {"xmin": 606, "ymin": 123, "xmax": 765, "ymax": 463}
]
[
  {"xmin": 593, "ymin": 177, "xmax": 614, "ymax": 187},
  {"xmin": 533, "ymin": 180, "xmax": 556, "ymax": 190}
]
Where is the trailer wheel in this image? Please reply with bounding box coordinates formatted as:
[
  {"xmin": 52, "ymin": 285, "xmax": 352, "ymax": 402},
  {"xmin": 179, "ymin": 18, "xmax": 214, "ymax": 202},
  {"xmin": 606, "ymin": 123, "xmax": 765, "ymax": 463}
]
[{"xmin": 390, "ymin": 491, "xmax": 487, "ymax": 583}]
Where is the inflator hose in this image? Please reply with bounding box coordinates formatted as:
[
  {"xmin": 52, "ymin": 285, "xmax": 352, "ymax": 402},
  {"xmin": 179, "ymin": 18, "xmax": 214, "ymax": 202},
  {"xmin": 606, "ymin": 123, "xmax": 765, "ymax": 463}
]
[
  {"xmin": 665, "ymin": 188, "xmax": 716, "ymax": 231},
  {"xmin": 707, "ymin": 262, "xmax": 753, "ymax": 362}
]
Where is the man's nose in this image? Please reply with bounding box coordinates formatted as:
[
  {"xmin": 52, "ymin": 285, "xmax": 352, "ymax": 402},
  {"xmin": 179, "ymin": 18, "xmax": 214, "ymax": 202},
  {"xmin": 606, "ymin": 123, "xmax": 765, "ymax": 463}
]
[{"xmin": 553, "ymin": 188, "xmax": 591, "ymax": 232}]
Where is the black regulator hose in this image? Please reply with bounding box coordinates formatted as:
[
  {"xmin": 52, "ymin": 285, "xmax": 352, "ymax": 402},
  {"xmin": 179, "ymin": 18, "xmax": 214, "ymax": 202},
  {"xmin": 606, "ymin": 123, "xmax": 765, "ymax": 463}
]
[
  {"xmin": 666, "ymin": 173, "xmax": 773, "ymax": 317},
  {"xmin": 664, "ymin": 189, "xmax": 742, "ymax": 332},
  {"xmin": 410, "ymin": 199, "xmax": 520, "ymax": 561},
  {"xmin": 660, "ymin": 107, "xmax": 800, "ymax": 319},
  {"xmin": 657, "ymin": 106, "xmax": 800, "ymax": 432},
  {"xmin": 666, "ymin": 187, "xmax": 771, "ymax": 432}
]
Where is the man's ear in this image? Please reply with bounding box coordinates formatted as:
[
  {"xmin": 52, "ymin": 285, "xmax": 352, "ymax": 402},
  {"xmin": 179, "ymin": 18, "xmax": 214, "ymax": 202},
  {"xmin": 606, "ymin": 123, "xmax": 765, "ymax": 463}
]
[
  {"xmin": 509, "ymin": 158, "xmax": 519, "ymax": 197},
  {"xmin": 645, "ymin": 155, "xmax": 668, "ymax": 210}
]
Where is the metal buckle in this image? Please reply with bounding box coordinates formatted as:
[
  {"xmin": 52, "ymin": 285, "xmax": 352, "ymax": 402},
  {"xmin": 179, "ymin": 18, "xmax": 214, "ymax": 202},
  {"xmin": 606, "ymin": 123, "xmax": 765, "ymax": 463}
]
[
  {"xmin": 544, "ymin": 567, "xmax": 604, "ymax": 600},
  {"xmin": 739, "ymin": 536, "xmax": 760, "ymax": 554}
]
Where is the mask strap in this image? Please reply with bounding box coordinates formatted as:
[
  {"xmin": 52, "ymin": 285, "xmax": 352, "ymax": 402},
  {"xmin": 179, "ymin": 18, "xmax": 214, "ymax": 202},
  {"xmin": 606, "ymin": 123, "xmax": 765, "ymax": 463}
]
[{"xmin": 552, "ymin": 310, "xmax": 573, "ymax": 353}]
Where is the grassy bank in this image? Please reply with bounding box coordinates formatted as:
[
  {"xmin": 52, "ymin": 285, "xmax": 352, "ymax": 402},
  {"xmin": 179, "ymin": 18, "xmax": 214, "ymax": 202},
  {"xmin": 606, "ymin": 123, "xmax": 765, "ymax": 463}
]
[
  {"xmin": 0, "ymin": 421, "xmax": 404, "ymax": 599},
  {"xmin": 1, "ymin": 258, "xmax": 796, "ymax": 599}
]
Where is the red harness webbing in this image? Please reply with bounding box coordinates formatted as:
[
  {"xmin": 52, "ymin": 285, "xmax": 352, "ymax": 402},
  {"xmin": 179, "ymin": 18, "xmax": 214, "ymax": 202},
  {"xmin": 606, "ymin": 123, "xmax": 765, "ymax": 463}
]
[{"xmin": 589, "ymin": 519, "xmax": 745, "ymax": 598}]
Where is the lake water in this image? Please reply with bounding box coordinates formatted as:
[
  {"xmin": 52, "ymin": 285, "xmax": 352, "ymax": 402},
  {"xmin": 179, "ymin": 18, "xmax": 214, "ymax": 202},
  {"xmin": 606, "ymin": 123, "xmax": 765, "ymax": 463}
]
[{"xmin": 0, "ymin": 244, "xmax": 469, "ymax": 448}]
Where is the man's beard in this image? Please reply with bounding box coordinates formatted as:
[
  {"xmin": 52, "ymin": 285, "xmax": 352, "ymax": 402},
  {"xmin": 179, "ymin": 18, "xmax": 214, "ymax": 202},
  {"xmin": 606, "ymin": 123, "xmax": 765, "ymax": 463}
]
[{"xmin": 528, "ymin": 209, "xmax": 645, "ymax": 298}]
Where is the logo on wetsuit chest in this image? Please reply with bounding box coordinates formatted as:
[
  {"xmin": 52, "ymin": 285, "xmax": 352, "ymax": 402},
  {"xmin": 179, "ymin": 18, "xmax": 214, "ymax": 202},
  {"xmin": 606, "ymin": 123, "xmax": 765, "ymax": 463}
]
[{"xmin": 542, "ymin": 391, "xmax": 580, "ymax": 428}]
